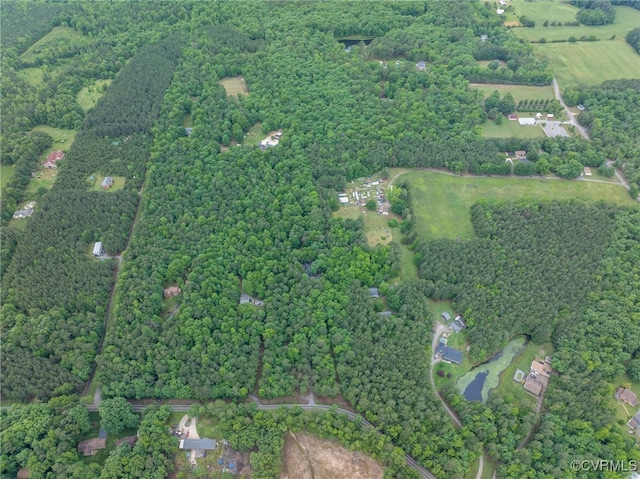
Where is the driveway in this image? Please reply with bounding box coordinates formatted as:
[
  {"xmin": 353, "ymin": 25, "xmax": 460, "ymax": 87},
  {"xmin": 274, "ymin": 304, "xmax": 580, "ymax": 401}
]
[
  {"xmin": 539, "ymin": 121, "xmax": 570, "ymax": 138},
  {"xmin": 552, "ymin": 78, "xmax": 590, "ymax": 140}
]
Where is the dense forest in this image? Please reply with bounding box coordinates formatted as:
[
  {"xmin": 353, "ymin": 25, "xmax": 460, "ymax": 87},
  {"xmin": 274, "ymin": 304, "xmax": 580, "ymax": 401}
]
[{"xmin": 1, "ymin": 1, "xmax": 639, "ymax": 478}]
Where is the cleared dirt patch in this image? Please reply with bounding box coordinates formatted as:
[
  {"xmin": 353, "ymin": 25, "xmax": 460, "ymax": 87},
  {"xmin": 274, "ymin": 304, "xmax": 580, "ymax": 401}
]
[
  {"xmin": 281, "ymin": 432, "xmax": 383, "ymax": 479},
  {"xmin": 219, "ymin": 76, "xmax": 248, "ymax": 96}
]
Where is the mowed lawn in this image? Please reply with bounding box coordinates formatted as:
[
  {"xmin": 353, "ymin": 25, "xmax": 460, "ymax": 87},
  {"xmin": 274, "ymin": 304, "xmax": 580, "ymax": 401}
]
[
  {"xmin": 405, "ymin": 171, "xmax": 636, "ymax": 240},
  {"xmin": 32, "ymin": 125, "xmax": 77, "ymax": 152},
  {"xmin": 471, "ymin": 83, "xmax": 555, "ymax": 102},
  {"xmin": 535, "ymin": 40, "xmax": 640, "ymax": 87},
  {"xmin": 481, "ymin": 120, "xmax": 545, "ymax": 139},
  {"xmin": 219, "ymin": 76, "xmax": 248, "ymax": 96},
  {"xmin": 511, "ymin": 3, "xmax": 640, "ymax": 42},
  {"xmin": 21, "ymin": 26, "xmax": 88, "ymax": 63},
  {"xmin": 77, "ymin": 79, "xmax": 112, "ymax": 111}
]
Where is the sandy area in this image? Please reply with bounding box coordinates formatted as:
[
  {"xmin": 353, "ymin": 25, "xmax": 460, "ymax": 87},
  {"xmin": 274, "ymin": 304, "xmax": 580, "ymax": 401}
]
[{"xmin": 281, "ymin": 432, "xmax": 383, "ymax": 479}]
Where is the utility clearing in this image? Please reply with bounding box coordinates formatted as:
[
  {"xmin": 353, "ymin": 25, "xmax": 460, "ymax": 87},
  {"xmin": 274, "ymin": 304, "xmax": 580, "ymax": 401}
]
[{"xmin": 281, "ymin": 432, "xmax": 383, "ymax": 479}]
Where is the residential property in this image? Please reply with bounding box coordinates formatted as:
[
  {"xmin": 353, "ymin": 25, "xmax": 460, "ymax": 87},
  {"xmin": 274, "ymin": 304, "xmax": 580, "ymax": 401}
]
[
  {"xmin": 179, "ymin": 438, "xmax": 217, "ymax": 458},
  {"xmin": 628, "ymin": 410, "xmax": 640, "ymax": 430},
  {"xmin": 546, "ymin": 113, "xmax": 554, "ymax": 120},
  {"xmin": 523, "ymin": 379, "xmax": 544, "ymax": 396},
  {"xmin": 12, "ymin": 205, "xmax": 34, "ymax": 219},
  {"xmin": 496, "ymin": 8, "xmax": 504, "ymax": 14},
  {"xmin": 378, "ymin": 311, "xmax": 393, "ymax": 317},
  {"xmin": 260, "ymin": 130, "xmax": 283, "ymax": 150},
  {"xmin": 92, "ymin": 241, "xmax": 104, "ymax": 257},
  {"xmin": 416, "ymin": 60, "xmax": 427, "ymax": 72},
  {"xmin": 338, "ymin": 193, "xmax": 349, "ymax": 204},
  {"xmin": 523, "ymin": 359, "xmax": 552, "ymax": 397},
  {"xmin": 114, "ymin": 436, "xmax": 138, "ymax": 448},
  {"xmin": 239, "ymin": 293, "xmax": 263, "ymax": 306},
  {"xmin": 185, "ymin": 127, "xmax": 193, "ymax": 136},
  {"xmin": 577, "ymin": 104, "xmax": 586, "ymax": 111},
  {"xmin": 78, "ymin": 428, "xmax": 107, "ymax": 456},
  {"xmin": 535, "ymin": 112, "xmax": 542, "ymax": 120},
  {"xmin": 518, "ymin": 118, "xmax": 536, "ymax": 126},
  {"xmin": 101, "ymin": 176, "xmax": 114, "ymax": 189},
  {"xmin": 583, "ymin": 167, "xmax": 592, "ymax": 176},
  {"xmin": 514, "ymin": 150, "xmax": 527, "ymax": 160},
  {"xmin": 436, "ymin": 340, "xmax": 463, "ymax": 365},
  {"xmin": 507, "ymin": 114, "xmax": 518, "ymax": 121},
  {"xmin": 480, "ymin": 35, "xmax": 488, "ymax": 42},
  {"xmin": 163, "ymin": 286, "xmax": 182, "ymax": 298},
  {"xmin": 369, "ymin": 287, "xmax": 379, "ymax": 298},
  {"xmin": 44, "ymin": 150, "xmax": 64, "ymax": 168},
  {"xmin": 451, "ymin": 315, "xmax": 466, "ymax": 333},
  {"xmin": 441, "ymin": 311, "xmax": 451, "ymax": 321},
  {"xmin": 615, "ymin": 387, "xmax": 639, "ymax": 407}
]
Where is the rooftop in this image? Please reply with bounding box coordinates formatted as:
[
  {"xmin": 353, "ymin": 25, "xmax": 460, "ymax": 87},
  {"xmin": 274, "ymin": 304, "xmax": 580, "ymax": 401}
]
[{"xmin": 180, "ymin": 438, "xmax": 217, "ymax": 450}]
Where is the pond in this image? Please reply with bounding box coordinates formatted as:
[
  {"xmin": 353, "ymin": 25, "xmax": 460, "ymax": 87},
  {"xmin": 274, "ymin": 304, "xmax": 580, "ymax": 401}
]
[{"xmin": 456, "ymin": 336, "xmax": 526, "ymax": 403}]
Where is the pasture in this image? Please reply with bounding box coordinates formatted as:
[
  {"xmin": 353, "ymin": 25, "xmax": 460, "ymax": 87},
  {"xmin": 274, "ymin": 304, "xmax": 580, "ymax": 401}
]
[
  {"xmin": 481, "ymin": 120, "xmax": 545, "ymax": 139},
  {"xmin": 21, "ymin": 26, "xmax": 88, "ymax": 64},
  {"xmin": 470, "ymin": 83, "xmax": 555, "ymax": 102},
  {"xmin": 535, "ymin": 41, "xmax": 640, "ymax": 87},
  {"xmin": 219, "ymin": 76, "xmax": 249, "ymax": 96},
  {"xmin": 511, "ymin": 3, "xmax": 640, "ymax": 42},
  {"xmin": 401, "ymin": 170, "xmax": 636, "ymax": 240},
  {"xmin": 77, "ymin": 79, "xmax": 112, "ymax": 111}
]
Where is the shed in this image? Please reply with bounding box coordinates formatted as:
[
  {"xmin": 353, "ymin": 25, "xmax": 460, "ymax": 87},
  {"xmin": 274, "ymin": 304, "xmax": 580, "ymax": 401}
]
[
  {"xmin": 480, "ymin": 35, "xmax": 488, "ymax": 42},
  {"xmin": 164, "ymin": 286, "xmax": 182, "ymax": 298},
  {"xmin": 546, "ymin": 113, "xmax": 554, "ymax": 119},
  {"xmin": 185, "ymin": 127, "xmax": 193, "ymax": 136},
  {"xmin": 508, "ymin": 114, "xmax": 518, "ymax": 121},
  {"xmin": 441, "ymin": 311, "xmax": 451, "ymax": 321},
  {"xmin": 514, "ymin": 151, "xmax": 527, "ymax": 160},
  {"xmin": 101, "ymin": 176, "xmax": 114, "ymax": 189},
  {"xmin": 577, "ymin": 104, "xmax": 586, "ymax": 111},
  {"xmin": 496, "ymin": 8, "xmax": 505, "ymax": 14},
  {"xmin": 368, "ymin": 287, "xmax": 379, "ymax": 298},
  {"xmin": 583, "ymin": 167, "xmax": 592, "ymax": 176},
  {"xmin": 416, "ymin": 61, "xmax": 427, "ymax": 72},
  {"xmin": 180, "ymin": 438, "xmax": 217, "ymax": 450},
  {"xmin": 518, "ymin": 118, "xmax": 536, "ymax": 126},
  {"xmin": 92, "ymin": 242, "xmax": 104, "ymax": 257}
]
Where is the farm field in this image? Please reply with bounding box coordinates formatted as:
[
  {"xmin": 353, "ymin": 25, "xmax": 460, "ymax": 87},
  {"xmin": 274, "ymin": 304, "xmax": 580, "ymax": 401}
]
[
  {"xmin": 77, "ymin": 79, "xmax": 112, "ymax": 111},
  {"xmin": 535, "ymin": 41, "xmax": 640, "ymax": 87},
  {"xmin": 281, "ymin": 432, "xmax": 383, "ymax": 479},
  {"xmin": 219, "ymin": 76, "xmax": 248, "ymax": 96},
  {"xmin": 470, "ymin": 83, "xmax": 555, "ymax": 102},
  {"xmin": 1, "ymin": 164, "xmax": 15, "ymax": 192},
  {"xmin": 511, "ymin": 3, "xmax": 640, "ymax": 42},
  {"xmin": 20, "ymin": 26, "xmax": 89, "ymax": 64},
  {"xmin": 481, "ymin": 119, "xmax": 545, "ymax": 139},
  {"xmin": 403, "ymin": 170, "xmax": 636, "ymax": 240}
]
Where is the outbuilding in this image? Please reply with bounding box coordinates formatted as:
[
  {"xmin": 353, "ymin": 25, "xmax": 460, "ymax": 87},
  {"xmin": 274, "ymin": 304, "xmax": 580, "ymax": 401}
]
[{"xmin": 92, "ymin": 242, "xmax": 104, "ymax": 257}]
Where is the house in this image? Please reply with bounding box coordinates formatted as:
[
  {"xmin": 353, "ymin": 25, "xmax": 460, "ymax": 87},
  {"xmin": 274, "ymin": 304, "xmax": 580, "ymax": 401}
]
[
  {"xmin": 530, "ymin": 359, "xmax": 552, "ymax": 378},
  {"xmin": 179, "ymin": 438, "xmax": 217, "ymax": 458},
  {"xmin": 92, "ymin": 241, "xmax": 104, "ymax": 257},
  {"xmin": 101, "ymin": 176, "xmax": 114, "ymax": 189},
  {"xmin": 546, "ymin": 113, "xmax": 554, "ymax": 120},
  {"xmin": 185, "ymin": 127, "xmax": 193, "ymax": 136},
  {"xmin": 508, "ymin": 114, "xmax": 518, "ymax": 121},
  {"xmin": 259, "ymin": 130, "xmax": 283, "ymax": 149},
  {"xmin": 368, "ymin": 287, "xmax": 379, "ymax": 298},
  {"xmin": 163, "ymin": 286, "xmax": 181, "ymax": 298},
  {"xmin": 78, "ymin": 437, "xmax": 107, "ymax": 456},
  {"xmin": 535, "ymin": 112, "xmax": 542, "ymax": 120},
  {"xmin": 114, "ymin": 436, "xmax": 138, "ymax": 448},
  {"xmin": 523, "ymin": 378, "xmax": 544, "ymax": 396},
  {"xmin": 615, "ymin": 387, "xmax": 639, "ymax": 407},
  {"xmin": 480, "ymin": 35, "xmax": 488, "ymax": 42},
  {"xmin": 628, "ymin": 410, "xmax": 640, "ymax": 429},
  {"xmin": 239, "ymin": 293, "xmax": 253, "ymax": 305},
  {"xmin": 378, "ymin": 311, "xmax": 392, "ymax": 317},
  {"xmin": 496, "ymin": 8, "xmax": 505, "ymax": 14},
  {"xmin": 436, "ymin": 342, "xmax": 463, "ymax": 365},
  {"xmin": 12, "ymin": 206, "xmax": 33, "ymax": 219},
  {"xmin": 44, "ymin": 150, "xmax": 64, "ymax": 168},
  {"xmin": 518, "ymin": 118, "xmax": 536, "ymax": 126},
  {"xmin": 515, "ymin": 150, "xmax": 527, "ymax": 160},
  {"xmin": 416, "ymin": 61, "xmax": 427, "ymax": 72},
  {"xmin": 441, "ymin": 311, "xmax": 451, "ymax": 321},
  {"xmin": 17, "ymin": 469, "xmax": 30, "ymax": 479},
  {"xmin": 451, "ymin": 315, "xmax": 466, "ymax": 333},
  {"xmin": 577, "ymin": 104, "xmax": 586, "ymax": 111}
]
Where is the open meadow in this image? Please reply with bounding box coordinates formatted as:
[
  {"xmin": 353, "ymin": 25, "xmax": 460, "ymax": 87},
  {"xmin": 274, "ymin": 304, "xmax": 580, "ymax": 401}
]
[
  {"xmin": 401, "ymin": 170, "xmax": 635, "ymax": 240},
  {"xmin": 32, "ymin": 125, "xmax": 77, "ymax": 153},
  {"xmin": 1, "ymin": 164, "xmax": 15, "ymax": 193},
  {"xmin": 219, "ymin": 76, "xmax": 248, "ymax": 96},
  {"xmin": 77, "ymin": 79, "xmax": 112, "ymax": 111},
  {"xmin": 535, "ymin": 41, "xmax": 640, "ymax": 87},
  {"xmin": 20, "ymin": 26, "xmax": 89, "ymax": 64},
  {"xmin": 481, "ymin": 119, "xmax": 545, "ymax": 139}
]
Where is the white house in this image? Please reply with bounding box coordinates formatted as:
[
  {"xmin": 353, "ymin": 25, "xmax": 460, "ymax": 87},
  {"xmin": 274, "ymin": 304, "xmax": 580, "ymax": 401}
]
[{"xmin": 92, "ymin": 242, "xmax": 104, "ymax": 257}]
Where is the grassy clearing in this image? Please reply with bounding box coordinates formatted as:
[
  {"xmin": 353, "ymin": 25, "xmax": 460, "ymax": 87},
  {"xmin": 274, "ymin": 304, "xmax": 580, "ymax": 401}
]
[
  {"xmin": 481, "ymin": 119, "xmax": 546, "ymax": 139},
  {"xmin": 183, "ymin": 113, "xmax": 193, "ymax": 128},
  {"xmin": 511, "ymin": 2, "xmax": 640, "ymax": 42},
  {"xmin": 456, "ymin": 337, "xmax": 527, "ymax": 403},
  {"xmin": 25, "ymin": 169, "xmax": 58, "ymax": 198},
  {"xmin": 17, "ymin": 67, "xmax": 45, "ymax": 86},
  {"xmin": 495, "ymin": 341, "xmax": 553, "ymax": 409},
  {"xmin": 196, "ymin": 417, "xmax": 223, "ymax": 439},
  {"xmin": 90, "ymin": 175, "xmax": 126, "ymax": 192},
  {"xmin": 1, "ymin": 164, "xmax": 15, "ymax": 192},
  {"xmin": 470, "ymin": 83, "xmax": 555, "ymax": 102},
  {"xmin": 535, "ymin": 41, "xmax": 640, "ymax": 88},
  {"xmin": 21, "ymin": 26, "xmax": 88, "ymax": 63},
  {"xmin": 32, "ymin": 125, "xmax": 77, "ymax": 152},
  {"xmin": 333, "ymin": 206, "xmax": 395, "ymax": 247},
  {"xmin": 243, "ymin": 122, "xmax": 263, "ymax": 146},
  {"xmin": 77, "ymin": 79, "xmax": 112, "ymax": 111},
  {"xmin": 405, "ymin": 171, "xmax": 636, "ymax": 240},
  {"xmin": 219, "ymin": 76, "xmax": 248, "ymax": 96}
]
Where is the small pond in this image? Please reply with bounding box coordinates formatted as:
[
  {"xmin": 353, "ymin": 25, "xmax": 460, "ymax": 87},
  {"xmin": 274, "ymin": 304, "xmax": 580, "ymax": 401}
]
[{"xmin": 456, "ymin": 336, "xmax": 526, "ymax": 403}]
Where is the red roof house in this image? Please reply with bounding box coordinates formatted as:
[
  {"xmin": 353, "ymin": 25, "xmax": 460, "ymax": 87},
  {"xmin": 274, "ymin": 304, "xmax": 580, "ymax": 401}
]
[
  {"xmin": 44, "ymin": 151, "xmax": 65, "ymax": 168},
  {"xmin": 508, "ymin": 114, "xmax": 518, "ymax": 121}
]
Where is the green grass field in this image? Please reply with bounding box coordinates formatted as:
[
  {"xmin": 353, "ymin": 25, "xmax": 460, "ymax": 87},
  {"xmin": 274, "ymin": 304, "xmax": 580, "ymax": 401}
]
[
  {"xmin": 77, "ymin": 79, "xmax": 112, "ymax": 111},
  {"xmin": 535, "ymin": 41, "xmax": 640, "ymax": 87},
  {"xmin": 404, "ymin": 171, "xmax": 636, "ymax": 240},
  {"xmin": 219, "ymin": 76, "xmax": 248, "ymax": 96},
  {"xmin": 17, "ymin": 67, "xmax": 46, "ymax": 86},
  {"xmin": 32, "ymin": 125, "xmax": 77, "ymax": 152},
  {"xmin": 243, "ymin": 122, "xmax": 263, "ymax": 146},
  {"xmin": 1, "ymin": 164, "xmax": 15, "ymax": 193},
  {"xmin": 511, "ymin": 3, "xmax": 640, "ymax": 42},
  {"xmin": 481, "ymin": 119, "xmax": 546, "ymax": 139},
  {"xmin": 25, "ymin": 169, "xmax": 58, "ymax": 198},
  {"xmin": 21, "ymin": 26, "xmax": 88, "ymax": 63},
  {"xmin": 471, "ymin": 83, "xmax": 555, "ymax": 102}
]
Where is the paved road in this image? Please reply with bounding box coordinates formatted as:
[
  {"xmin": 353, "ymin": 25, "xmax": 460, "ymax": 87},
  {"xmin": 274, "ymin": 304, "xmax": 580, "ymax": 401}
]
[
  {"xmin": 552, "ymin": 78, "xmax": 590, "ymax": 140},
  {"xmin": 86, "ymin": 399, "xmax": 438, "ymax": 479}
]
